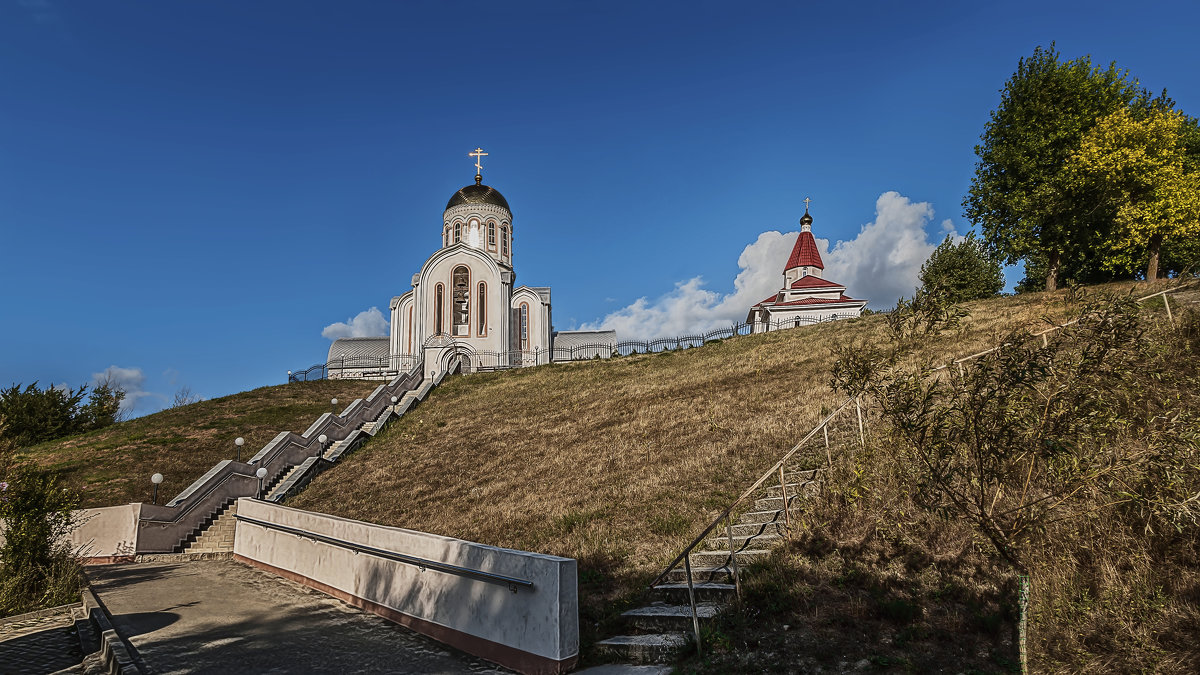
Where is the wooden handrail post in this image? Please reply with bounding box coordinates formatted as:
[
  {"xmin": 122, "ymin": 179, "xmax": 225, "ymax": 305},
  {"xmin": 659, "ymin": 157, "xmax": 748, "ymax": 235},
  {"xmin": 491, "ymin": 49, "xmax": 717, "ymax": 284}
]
[
  {"xmin": 855, "ymin": 397, "xmax": 865, "ymax": 448},
  {"xmin": 683, "ymin": 556, "xmax": 702, "ymax": 657},
  {"xmin": 726, "ymin": 515, "xmax": 742, "ymax": 603},
  {"xmin": 779, "ymin": 464, "xmax": 791, "ymax": 537}
]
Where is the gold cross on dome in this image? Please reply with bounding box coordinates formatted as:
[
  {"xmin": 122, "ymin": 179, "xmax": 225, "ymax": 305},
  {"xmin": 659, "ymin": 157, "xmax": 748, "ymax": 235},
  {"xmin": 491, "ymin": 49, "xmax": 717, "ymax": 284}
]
[
  {"xmin": 803, "ymin": 196, "xmax": 812, "ymax": 210},
  {"xmin": 469, "ymin": 147, "xmax": 488, "ymax": 175}
]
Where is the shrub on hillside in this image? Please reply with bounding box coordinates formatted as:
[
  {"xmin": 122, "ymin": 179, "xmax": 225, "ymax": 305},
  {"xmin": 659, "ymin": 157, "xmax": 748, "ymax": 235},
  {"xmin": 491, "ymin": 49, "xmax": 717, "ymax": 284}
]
[
  {"xmin": 919, "ymin": 233, "xmax": 1004, "ymax": 303},
  {"xmin": 831, "ymin": 292, "xmax": 1200, "ymax": 672},
  {"xmin": 0, "ymin": 418, "xmax": 83, "ymax": 616},
  {"xmin": 885, "ymin": 285, "xmax": 968, "ymax": 339},
  {"xmin": 0, "ymin": 381, "xmax": 125, "ymax": 448}
]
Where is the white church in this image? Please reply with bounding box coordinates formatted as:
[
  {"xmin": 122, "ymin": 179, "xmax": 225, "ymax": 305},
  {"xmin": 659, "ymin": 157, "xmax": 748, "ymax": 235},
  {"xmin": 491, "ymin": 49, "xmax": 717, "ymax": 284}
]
[{"xmin": 326, "ymin": 150, "xmax": 614, "ymax": 377}]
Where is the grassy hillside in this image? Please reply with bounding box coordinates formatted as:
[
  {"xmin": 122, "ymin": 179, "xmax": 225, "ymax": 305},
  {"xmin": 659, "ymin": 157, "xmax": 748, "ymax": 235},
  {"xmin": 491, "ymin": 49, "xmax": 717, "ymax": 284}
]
[
  {"xmin": 288, "ymin": 282, "xmax": 1195, "ymax": 669},
  {"xmin": 24, "ymin": 379, "xmax": 379, "ymax": 508}
]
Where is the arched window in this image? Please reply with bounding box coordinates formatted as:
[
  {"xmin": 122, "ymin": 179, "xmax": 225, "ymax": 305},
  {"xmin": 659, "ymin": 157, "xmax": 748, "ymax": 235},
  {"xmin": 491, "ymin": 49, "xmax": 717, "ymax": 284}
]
[
  {"xmin": 477, "ymin": 281, "xmax": 487, "ymax": 336},
  {"xmin": 451, "ymin": 266, "xmax": 470, "ymax": 337},
  {"xmin": 434, "ymin": 283, "xmax": 445, "ymax": 334},
  {"xmin": 519, "ymin": 302, "xmax": 529, "ymax": 350},
  {"xmin": 454, "ymin": 222, "xmax": 461, "ymax": 244},
  {"xmin": 501, "ymin": 226, "xmax": 509, "ymax": 257},
  {"xmin": 487, "ymin": 222, "xmax": 496, "ymax": 250}
]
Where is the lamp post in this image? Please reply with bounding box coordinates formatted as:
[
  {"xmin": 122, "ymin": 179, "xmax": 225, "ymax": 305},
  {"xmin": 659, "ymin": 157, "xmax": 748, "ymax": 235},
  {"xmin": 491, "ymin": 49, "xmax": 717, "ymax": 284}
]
[
  {"xmin": 318, "ymin": 434, "xmax": 328, "ymax": 456},
  {"xmin": 391, "ymin": 396, "xmax": 398, "ymax": 413},
  {"xmin": 331, "ymin": 398, "xmax": 338, "ymax": 416},
  {"xmin": 151, "ymin": 473, "xmax": 163, "ymax": 505},
  {"xmin": 256, "ymin": 467, "xmax": 268, "ymax": 499},
  {"xmin": 287, "ymin": 370, "xmax": 292, "ymax": 382},
  {"xmin": 235, "ymin": 436, "xmax": 244, "ymax": 462}
]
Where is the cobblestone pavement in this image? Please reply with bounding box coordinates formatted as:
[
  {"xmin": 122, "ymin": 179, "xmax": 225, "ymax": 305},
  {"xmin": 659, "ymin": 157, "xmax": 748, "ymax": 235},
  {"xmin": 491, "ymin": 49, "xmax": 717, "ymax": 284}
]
[
  {"xmin": 0, "ymin": 607, "xmax": 82, "ymax": 675},
  {"xmin": 87, "ymin": 559, "xmax": 513, "ymax": 674}
]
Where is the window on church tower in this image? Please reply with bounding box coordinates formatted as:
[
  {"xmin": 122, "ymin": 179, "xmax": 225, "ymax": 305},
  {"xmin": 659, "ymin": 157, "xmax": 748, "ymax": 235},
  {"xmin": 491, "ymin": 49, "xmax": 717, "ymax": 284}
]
[
  {"xmin": 488, "ymin": 222, "xmax": 496, "ymax": 250},
  {"xmin": 452, "ymin": 266, "xmax": 470, "ymax": 337},
  {"xmin": 435, "ymin": 284, "xmax": 445, "ymax": 334},
  {"xmin": 454, "ymin": 222, "xmax": 461, "ymax": 244},
  {"xmin": 477, "ymin": 281, "xmax": 487, "ymax": 335},
  {"xmin": 502, "ymin": 226, "xmax": 509, "ymax": 257}
]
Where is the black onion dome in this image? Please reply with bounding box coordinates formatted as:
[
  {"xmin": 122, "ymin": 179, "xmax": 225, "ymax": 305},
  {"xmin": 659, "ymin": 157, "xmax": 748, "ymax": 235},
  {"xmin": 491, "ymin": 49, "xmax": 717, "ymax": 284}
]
[
  {"xmin": 799, "ymin": 209, "xmax": 813, "ymax": 226},
  {"xmin": 445, "ymin": 175, "xmax": 510, "ymax": 212}
]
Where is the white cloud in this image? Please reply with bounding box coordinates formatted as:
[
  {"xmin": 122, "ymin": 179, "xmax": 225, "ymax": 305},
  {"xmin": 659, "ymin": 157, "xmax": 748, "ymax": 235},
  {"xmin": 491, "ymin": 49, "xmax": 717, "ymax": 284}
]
[
  {"xmin": 93, "ymin": 365, "xmax": 161, "ymax": 415},
  {"xmin": 584, "ymin": 191, "xmax": 954, "ymax": 339},
  {"xmin": 817, "ymin": 191, "xmax": 954, "ymax": 309},
  {"xmin": 322, "ymin": 307, "xmax": 389, "ymax": 340},
  {"xmin": 581, "ymin": 231, "xmax": 795, "ymax": 339}
]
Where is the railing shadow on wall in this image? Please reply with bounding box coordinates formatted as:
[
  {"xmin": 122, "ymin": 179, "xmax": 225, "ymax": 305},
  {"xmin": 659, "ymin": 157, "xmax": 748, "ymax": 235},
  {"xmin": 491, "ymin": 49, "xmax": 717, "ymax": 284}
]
[{"xmin": 134, "ymin": 360, "xmax": 427, "ymax": 553}]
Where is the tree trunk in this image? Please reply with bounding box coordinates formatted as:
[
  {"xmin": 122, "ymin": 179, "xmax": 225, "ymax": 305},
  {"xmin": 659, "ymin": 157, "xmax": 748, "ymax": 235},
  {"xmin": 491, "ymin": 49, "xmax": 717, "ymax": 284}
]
[
  {"xmin": 1146, "ymin": 233, "xmax": 1163, "ymax": 282},
  {"xmin": 1045, "ymin": 250, "xmax": 1061, "ymax": 292}
]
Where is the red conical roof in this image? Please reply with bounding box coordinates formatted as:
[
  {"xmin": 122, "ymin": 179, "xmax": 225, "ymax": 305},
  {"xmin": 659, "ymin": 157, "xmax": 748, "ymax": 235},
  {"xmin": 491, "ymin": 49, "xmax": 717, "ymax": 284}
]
[{"xmin": 785, "ymin": 230, "xmax": 824, "ymax": 271}]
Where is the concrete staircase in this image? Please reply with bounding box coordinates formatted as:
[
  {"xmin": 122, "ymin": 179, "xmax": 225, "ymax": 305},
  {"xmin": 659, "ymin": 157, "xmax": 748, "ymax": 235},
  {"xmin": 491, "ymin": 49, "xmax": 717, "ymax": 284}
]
[
  {"xmin": 264, "ymin": 463, "xmax": 307, "ymax": 501},
  {"xmin": 177, "ymin": 500, "xmax": 239, "ymax": 554},
  {"xmin": 594, "ymin": 467, "xmax": 821, "ymax": 664}
]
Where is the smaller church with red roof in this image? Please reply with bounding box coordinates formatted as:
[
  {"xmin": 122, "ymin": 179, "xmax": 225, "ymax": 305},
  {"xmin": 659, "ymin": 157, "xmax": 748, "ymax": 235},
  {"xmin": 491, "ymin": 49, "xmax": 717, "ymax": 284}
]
[{"xmin": 747, "ymin": 204, "xmax": 868, "ymax": 329}]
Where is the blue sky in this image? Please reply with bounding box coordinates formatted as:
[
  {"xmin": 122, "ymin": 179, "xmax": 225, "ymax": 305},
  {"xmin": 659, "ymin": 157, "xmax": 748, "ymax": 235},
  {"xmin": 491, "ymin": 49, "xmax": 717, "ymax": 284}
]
[{"xmin": 2, "ymin": 1, "xmax": 1198, "ymax": 415}]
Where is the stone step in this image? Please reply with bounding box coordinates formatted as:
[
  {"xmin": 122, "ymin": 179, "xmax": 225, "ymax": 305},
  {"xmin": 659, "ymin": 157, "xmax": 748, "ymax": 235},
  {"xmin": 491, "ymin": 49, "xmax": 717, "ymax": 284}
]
[
  {"xmin": 704, "ymin": 532, "xmax": 783, "ymax": 550},
  {"xmin": 752, "ymin": 495, "xmax": 804, "ymax": 512},
  {"xmin": 361, "ymin": 422, "xmax": 377, "ymax": 434},
  {"xmin": 622, "ymin": 603, "xmax": 721, "ymax": 631},
  {"xmin": 265, "ymin": 464, "xmax": 304, "ymax": 501},
  {"xmin": 726, "ymin": 521, "xmax": 787, "ymax": 537},
  {"xmin": 593, "ymin": 633, "xmax": 688, "ymax": 665},
  {"xmin": 737, "ymin": 509, "xmax": 786, "ymax": 525},
  {"xmin": 649, "ymin": 582, "xmax": 736, "ymax": 604},
  {"xmin": 752, "ymin": 481, "xmax": 805, "ymax": 499},
  {"xmin": 688, "ymin": 549, "xmax": 771, "ymax": 568},
  {"xmin": 663, "ymin": 565, "xmax": 732, "ymax": 584},
  {"xmin": 322, "ymin": 440, "xmax": 346, "ymax": 461}
]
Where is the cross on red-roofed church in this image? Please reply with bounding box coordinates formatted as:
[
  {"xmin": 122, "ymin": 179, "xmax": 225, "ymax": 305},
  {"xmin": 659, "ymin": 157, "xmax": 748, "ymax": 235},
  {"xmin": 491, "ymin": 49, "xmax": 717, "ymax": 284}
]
[{"xmin": 746, "ymin": 204, "xmax": 868, "ymax": 330}]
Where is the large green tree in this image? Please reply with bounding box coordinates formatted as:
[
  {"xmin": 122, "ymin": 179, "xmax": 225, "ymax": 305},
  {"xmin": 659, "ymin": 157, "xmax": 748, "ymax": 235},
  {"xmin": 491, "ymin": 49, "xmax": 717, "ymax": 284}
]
[
  {"xmin": 1064, "ymin": 107, "xmax": 1200, "ymax": 280},
  {"xmin": 964, "ymin": 45, "xmax": 1148, "ymax": 291}
]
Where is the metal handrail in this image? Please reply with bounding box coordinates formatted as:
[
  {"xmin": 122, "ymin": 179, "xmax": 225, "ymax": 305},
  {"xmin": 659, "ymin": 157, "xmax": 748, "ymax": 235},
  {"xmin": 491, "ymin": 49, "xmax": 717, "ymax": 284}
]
[
  {"xmin": 648, "ymin": 397, "xmax": 855, "ymax": 590},
  {"xmin": 234, "ymin": 513, "xmax": 534, "ymax": 593}
]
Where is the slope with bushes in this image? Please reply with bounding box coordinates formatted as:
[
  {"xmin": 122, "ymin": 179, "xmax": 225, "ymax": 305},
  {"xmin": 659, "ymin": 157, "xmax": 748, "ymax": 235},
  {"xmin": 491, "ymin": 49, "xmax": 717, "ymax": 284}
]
[{"xmin": 289, "ymin": 283, "xmax": 1192, "ymax": 667}]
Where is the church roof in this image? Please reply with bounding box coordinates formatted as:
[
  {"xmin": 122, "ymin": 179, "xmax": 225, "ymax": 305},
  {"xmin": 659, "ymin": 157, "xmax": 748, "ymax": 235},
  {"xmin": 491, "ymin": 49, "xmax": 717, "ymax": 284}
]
[
  {"xmin": 771, "ymin": 294, "xmax": 863, "ymax": 307},
  {"xmin": 790, "ymin": 276, "xmax": 844, "ymax": 290},
  {"xmin": 753, "ymin": 291, "xmax": 864, "ymax": 308},
  {"xmin": 784, "ymin": 230, "xmax": 824, "ymax": 271},
  {"xmin": 326, "ymin": 337, "xmax": 389, "ymax": 364},
  {"xmin": 446, "ymin": 175, "xmax": 510, "ymax": 212}
]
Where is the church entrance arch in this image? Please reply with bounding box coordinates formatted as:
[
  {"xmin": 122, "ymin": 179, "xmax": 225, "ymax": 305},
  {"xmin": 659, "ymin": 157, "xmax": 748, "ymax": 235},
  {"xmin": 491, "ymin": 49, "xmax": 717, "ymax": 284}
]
[{"xmin": 422, "ymin": 333, "xmax": 476, "ymax": 377}]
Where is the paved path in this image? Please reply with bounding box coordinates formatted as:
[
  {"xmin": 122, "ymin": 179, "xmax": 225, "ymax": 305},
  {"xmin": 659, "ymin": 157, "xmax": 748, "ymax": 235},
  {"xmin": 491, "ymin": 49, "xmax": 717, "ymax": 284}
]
[
  {"xmin": 86, "ymin": 559, "xmax": 511, "ymax": 674},
  {"xmin": 0, "ymin": 606, "xmax": 82, "ymax": 675}
]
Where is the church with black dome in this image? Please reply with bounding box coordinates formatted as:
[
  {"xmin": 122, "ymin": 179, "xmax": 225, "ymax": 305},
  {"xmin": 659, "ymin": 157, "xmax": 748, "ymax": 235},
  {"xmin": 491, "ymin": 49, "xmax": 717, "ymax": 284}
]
[{"xmin": 327, "ymin": 150, "xmax": 611, "ymax": 377}]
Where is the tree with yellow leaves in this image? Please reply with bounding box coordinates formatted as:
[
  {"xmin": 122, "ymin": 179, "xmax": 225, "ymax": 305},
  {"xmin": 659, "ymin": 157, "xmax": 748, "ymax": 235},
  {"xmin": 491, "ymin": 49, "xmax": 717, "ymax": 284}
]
[{"xmin": 1066, "ymin": 107, "xmax": 1200, "ymax": 281}]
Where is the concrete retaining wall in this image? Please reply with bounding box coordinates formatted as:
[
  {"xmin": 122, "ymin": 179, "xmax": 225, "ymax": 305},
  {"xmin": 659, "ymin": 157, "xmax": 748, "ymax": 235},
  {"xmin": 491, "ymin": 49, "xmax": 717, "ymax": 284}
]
[
  {"xmin": 72, "ymin": 503, "xmax": 141, "ymax": 562},
  {"xmin": 232, "ymin": 499, "xmax": 578, "ymax": 674}
]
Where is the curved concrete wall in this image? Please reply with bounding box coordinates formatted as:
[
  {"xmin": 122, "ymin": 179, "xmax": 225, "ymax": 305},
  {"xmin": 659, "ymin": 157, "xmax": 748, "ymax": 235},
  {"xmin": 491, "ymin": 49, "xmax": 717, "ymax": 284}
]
[{"xmin": 232, "ymin": 499, "xmax": 578, "ymax": 675}]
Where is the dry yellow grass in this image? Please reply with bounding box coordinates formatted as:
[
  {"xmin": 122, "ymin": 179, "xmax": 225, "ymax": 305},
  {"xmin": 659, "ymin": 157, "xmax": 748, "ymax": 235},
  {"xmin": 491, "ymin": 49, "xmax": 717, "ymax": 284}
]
[{"xmin": 25, "ymin": 379, "xmax": 378, "ymax": 508}]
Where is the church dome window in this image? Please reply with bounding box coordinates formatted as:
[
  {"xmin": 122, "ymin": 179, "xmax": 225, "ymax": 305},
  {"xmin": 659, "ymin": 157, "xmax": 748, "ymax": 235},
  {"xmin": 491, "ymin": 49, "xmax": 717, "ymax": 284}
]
[
  {"xmin": 487, "ymin": 222, "xmax": 496, "ymax": 250},
  {"xmin": 452, "ymin": 266, "xmax": 470, "ymax": 337},
  {"xmin": 501, "ymin": 225, "xmax": 510, "ymax": 257},
  {"xmin": 454, "ymin": 222, "xmax": 462, "ymax": 244}
]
